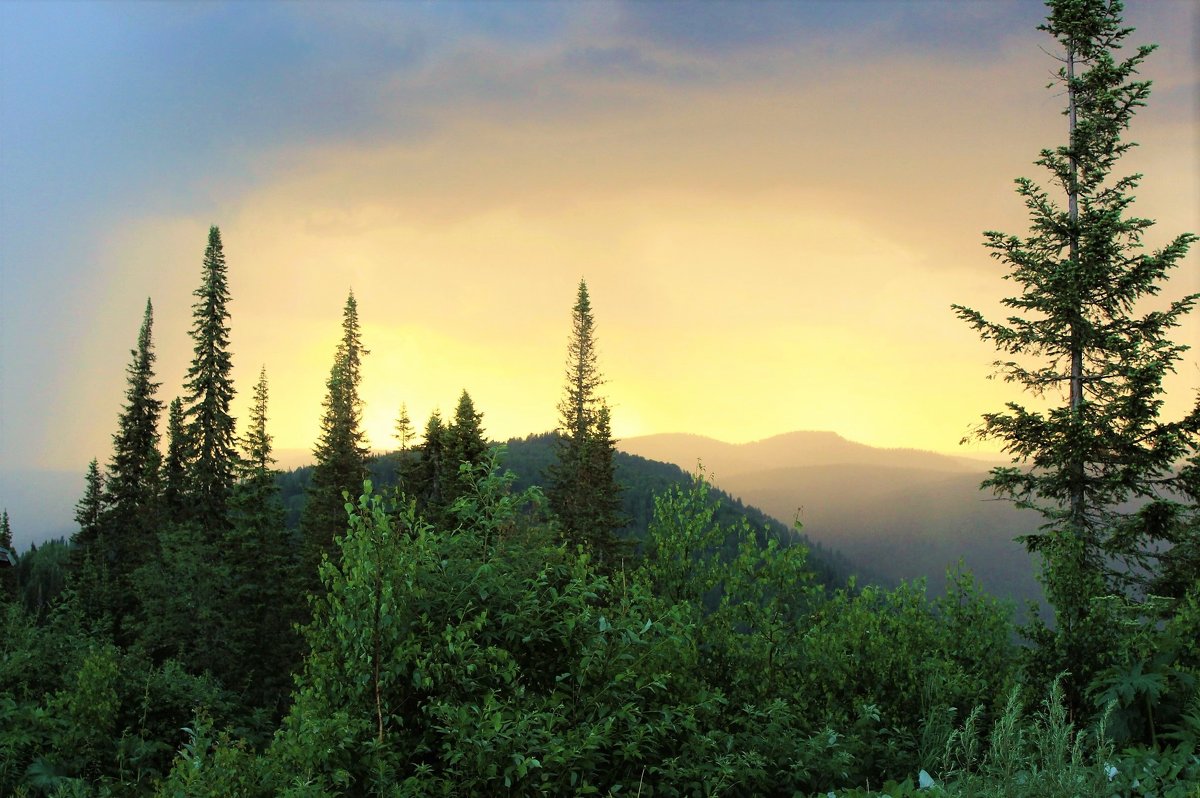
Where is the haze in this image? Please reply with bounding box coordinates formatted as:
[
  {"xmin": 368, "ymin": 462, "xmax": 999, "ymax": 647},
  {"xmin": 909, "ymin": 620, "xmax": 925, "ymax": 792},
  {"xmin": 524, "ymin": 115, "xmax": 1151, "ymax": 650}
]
[{"xmin": 2, "ymin": 1, "xmax": 1196, "ymax": 485}]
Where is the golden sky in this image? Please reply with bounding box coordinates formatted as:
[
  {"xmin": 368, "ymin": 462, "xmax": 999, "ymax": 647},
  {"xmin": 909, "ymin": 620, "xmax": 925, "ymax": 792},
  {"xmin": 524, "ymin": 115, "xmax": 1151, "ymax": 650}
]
[{"xmin": 1, "ymin": 0, "xmax": 1196, "ymax": 472}]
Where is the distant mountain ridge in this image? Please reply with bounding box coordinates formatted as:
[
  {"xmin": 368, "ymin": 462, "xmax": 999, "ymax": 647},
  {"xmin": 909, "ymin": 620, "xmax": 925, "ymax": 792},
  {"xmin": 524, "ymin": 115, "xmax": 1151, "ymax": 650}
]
[
  {"xmin": 620, "ymin": 431, "xmax": 992, "ymax": 477},
  {"xmin": 619, "ymin": 431, "xmax": 1043, "ymax": 609}
]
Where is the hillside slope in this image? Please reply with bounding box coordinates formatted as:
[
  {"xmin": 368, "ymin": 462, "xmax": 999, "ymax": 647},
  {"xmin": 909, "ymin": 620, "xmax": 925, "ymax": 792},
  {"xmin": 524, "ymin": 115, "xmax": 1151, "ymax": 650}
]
[{"xmin": 620, "ymin": 432, "xmax": 1043, "ymax": 606}]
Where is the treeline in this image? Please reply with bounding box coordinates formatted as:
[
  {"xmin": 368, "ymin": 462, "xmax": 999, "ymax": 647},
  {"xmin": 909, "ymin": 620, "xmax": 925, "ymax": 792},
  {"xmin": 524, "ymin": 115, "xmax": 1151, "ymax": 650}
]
[
  {"xmin": 274, "ymin": 433, "xmax": 869, "ymax": 592},
  {"xmin": 2, "ymin": 1, "xmax": 1200, "ymax": 795}
]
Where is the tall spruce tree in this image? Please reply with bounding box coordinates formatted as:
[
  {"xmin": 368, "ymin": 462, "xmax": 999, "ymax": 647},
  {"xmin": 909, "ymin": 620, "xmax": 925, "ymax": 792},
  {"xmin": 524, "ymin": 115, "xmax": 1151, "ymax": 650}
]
[
  {"xmin": 102, "ymin": 299, "xmax": 163, "ymax": 560},
  {"xmin": 95, "ymin": 299, "xmax": 164, "ymax": 633},
  {"xmin": 182, "ymin": 225, "xmax": 238, "ymax": 534},
  {"xmin": 953, "ymin": 0, "xmax": 1197, "ymax": 710},
  {"xmin": 301, "ymin": 291, "xmax": 370, "ymax": 583},
  {"xmin": 547, "ymin": 280, "xmax": 625, "ymax": 564}
]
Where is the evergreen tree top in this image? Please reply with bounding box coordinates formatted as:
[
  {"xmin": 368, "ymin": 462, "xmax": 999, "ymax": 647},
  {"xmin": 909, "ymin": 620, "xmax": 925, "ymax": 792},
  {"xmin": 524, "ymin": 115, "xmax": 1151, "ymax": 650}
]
[
  {"xmin": 183, "ymin": 225, "xmax": 239, "ymax": 533},
  {"xmin": 424, "ymin": 410, "xmax": 445, "ymax": 443},
  {"xmin": 106, "ymin": 298, "xmax": 163, "ymax": 507},
  {"xmin": 559, "ymin": 278, "xmax": 603, "ymax": 441},
  {"xmin": 242, "ymin": 365, "xmax": 275, "ymax": 472}
]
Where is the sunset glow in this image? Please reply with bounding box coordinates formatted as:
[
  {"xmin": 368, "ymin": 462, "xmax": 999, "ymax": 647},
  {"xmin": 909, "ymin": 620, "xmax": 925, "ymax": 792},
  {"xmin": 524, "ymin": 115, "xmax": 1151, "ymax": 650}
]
[{"xmin": 1, "ymin": 0, "xmax": 1196, "ymax": 474}]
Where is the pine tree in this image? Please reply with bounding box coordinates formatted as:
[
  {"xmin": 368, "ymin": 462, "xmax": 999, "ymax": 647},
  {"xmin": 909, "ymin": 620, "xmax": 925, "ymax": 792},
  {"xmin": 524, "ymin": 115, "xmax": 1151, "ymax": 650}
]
[
  {"xmin": 94, "ymin": 299, "xmax": 163, "ymax": 635},
  {"xmin": 407, "ymin": 410, "xmax": 447, "ymax": 521},
  {"xmin": 102, "ymin": 299, "xmax": 163, "ymax": 566},
  {"xmin": 441, "ymin": 390, "xmax": 488, "ymax": 510},
  {"xmin": 161, "ymin": 398, "xmax": 188, "ymax": 523},
  {"xmin": 0, "ymin": 509, "xmax": 14, "ymax": 601},
  {"xmin": 240, "ymin": 366, "xmax": 275, "ymax": 479},
  {"xmin": 68, "ymin": 457, "xmax": 113, "ymax": 618},
  {"xmin": 72, "ymin": 459, "xmax": 105, "ymax": 551},
  {"xmin": 394, "ymin": 403, "xmax": 415, "ymax": 452},
  {"xmin": 582, "ymin": 403, "xmax": 629, "ymax": 564},
  {"xmin": 227, "ymin": 365, "xmax": 297, "ymax": 710},
  {"xmin": 547, "ymin": 280, "xmax": 625, "ymax": 564},
  {"xmin": 301, "ymin": 291, "xmax": 370, "ymax": 584},
  {"xmin": 953, "ymin": 0, "xmax": 1197, "ymax": 711},
  {"xmin": 559, "ymin": 280, "xmax": 601, "ymax": 445},
  {"xmin": 182, "ymin": 225, "xmax": 238, "ymax": 534}
]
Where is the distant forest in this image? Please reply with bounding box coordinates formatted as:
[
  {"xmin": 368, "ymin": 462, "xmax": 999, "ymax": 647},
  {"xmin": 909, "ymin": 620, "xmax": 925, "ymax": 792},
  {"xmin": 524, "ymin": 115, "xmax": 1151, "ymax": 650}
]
[{"xmin": 2, "ymin": 1, "xmax": 1198, "ymax": 796}]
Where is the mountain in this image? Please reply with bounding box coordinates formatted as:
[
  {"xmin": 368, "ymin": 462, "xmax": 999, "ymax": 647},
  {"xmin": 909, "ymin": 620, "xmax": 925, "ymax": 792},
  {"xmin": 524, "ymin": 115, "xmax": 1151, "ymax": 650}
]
[
  {"xmin": 620, "ymin": 431, "xmax": 991, "ymax": 476},
  {"xmin": 619, "ymin": 432, "xmax": 1044, "ymax": 608}
]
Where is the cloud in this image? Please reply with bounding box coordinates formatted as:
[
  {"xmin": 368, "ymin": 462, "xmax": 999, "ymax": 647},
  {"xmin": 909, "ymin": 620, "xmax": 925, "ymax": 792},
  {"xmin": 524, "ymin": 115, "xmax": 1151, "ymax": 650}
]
[{"xmin": 4, "ymin": 0, "xmax": 1196, "ymax": 471}]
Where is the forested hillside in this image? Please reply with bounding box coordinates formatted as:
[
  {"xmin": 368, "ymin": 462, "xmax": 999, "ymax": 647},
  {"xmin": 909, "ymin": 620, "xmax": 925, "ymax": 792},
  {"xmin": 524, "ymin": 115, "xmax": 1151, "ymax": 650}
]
[
  {"xmin": 276, "ymin": 433, "xmax": 872, "ymax": 593},
  {"xmin": 1, "ymin": 2, "xmax": 1198, "ymax": 796},
  {"xmin": 621, "ymin": 432, "xmax": 1044, "ymax": 607}
]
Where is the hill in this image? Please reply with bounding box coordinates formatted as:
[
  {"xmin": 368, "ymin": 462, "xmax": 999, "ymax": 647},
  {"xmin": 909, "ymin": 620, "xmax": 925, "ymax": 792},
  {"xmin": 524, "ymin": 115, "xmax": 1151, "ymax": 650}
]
[
  {"xmin": 275, "ymin": 433, "xmax": 873, "ymax": 593},
  {"xmin": 620, "ymin": 431, "xmax": 1044, "ymax": 608}
]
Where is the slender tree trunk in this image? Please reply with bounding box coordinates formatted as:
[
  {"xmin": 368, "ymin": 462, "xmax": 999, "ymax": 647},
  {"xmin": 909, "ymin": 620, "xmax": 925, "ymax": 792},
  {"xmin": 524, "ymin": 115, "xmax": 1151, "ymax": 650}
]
[{"xmin": 1066, "ymin": 43, "xmax": 1085, "ymax": 532}]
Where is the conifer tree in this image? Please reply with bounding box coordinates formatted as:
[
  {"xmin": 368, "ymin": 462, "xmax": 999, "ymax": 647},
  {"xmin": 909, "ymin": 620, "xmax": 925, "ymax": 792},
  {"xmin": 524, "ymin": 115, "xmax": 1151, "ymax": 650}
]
[
  {"xmin": 953, "ymin": 0, "xmax": 1197, "ymax": 710},
  {"xmin": 228, "ymin": 365, "xmax": 297, "ymax": 709},
  {"xmin": 547, "ymin": 280, "xmax": 625, "ymax": 564},
  {"xmin": 441, "ymin": 390, "xmax": 489, "ymax": 512},
  {"xmin": 232, "ymin": 366, "xmax": 284, "ymax": 533},
  {"xmin": 182, "ymin": 225, "xmax": 238, "ymax": 534},
  {"xmin": 93, "ymin": 299, "xmax": 163, "ymax": 635},
  {"xmin": 102, "ymin": 299, "xmax": 163, "ymax": 564},
  {"xmin": 72, "ymin": 459, "xmax": 105, "ymax": 551},
  {"xmin": 408, "ymin": 410, "xmax": 447, "ymax": 520},
  {"xmin": 301, "ymin": 291, "xmax": 369, "ymax": 583},
  {"xmin": 161, "ymin": 397, "xmax": 188, "ymax": 524},
  {"xmin": 394, "ymin": 403, "xmax": 415, "ymax": 452},
  {"xmin": 69, "ymin": 457, "xmax": 114, "ymax": 615},
  {"xmin": 0, "ymin": 510, "xmax": 13, "ymax": 601},
  {"xmin": 240, "ymin": 366, "xmax": 275, "ymax": 479},
  {"xmin": 582, "ymin": 403, "xmax": 629, "ymax": 564}
]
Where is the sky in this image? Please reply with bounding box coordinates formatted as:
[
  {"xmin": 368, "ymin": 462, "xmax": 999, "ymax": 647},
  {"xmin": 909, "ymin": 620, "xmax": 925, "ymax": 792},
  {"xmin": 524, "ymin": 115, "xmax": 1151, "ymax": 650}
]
[{"xmin": 1, "ymin": 0, "xmax": 1197, "ymax": 492}]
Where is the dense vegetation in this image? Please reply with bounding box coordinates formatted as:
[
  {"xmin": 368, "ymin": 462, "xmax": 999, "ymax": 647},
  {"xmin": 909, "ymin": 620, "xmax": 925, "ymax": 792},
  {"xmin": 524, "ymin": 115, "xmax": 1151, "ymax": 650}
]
[{"xmin": 1, "ymin": 1, "xmax": 1196, "ymax": 795}]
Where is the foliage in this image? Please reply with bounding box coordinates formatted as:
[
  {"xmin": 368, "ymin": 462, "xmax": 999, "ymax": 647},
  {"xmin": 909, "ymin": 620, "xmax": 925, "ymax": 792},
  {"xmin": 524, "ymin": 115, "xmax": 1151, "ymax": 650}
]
[
  {"xmin": 952, "ymin": 0, "xmax": 1198, "ymax": 718},
  {"xmin": 394, "ymin": 402, "xmax": 415, "ymax": 452},
  {"xmin": 404, "ymin": 409, "xmax": 447, "ymax": 520},
  {"xmin": 301, "ymin": 290, "xmax": 369, "ymax": 587},
  {"xmin": 547, "ymin": 279, "xmax": 627, "ymax": 566},
  {"xmin": 161, "ymin": 397, "xmax": 188, "ymax": 525},
  {"xmin": 15, "ymin": 539, "xmax": 71, "ymax": 618},
  {"xmin": 181, "ymin": 225, "xmax": 239, "ymax": 534},
  {"xmin": 226, "ymin": 365, "xmax": 300, "ymax": 716},
  {"xmin": 0, "ymin": 600, "xmax": 232, "ymax": 796},
  {"xmin": 89, "ymin": 298, "xmax": 163, "ymax": 640},
  {"xmin": 440, "ymin": 390, "xmax": 490, "ymax": 511}
]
